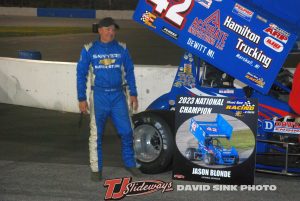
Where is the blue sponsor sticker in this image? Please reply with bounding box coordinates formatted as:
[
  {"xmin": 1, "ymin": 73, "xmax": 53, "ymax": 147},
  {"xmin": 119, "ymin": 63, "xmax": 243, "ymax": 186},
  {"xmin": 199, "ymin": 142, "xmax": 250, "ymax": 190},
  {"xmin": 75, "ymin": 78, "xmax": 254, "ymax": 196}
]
[{"xmin": 262, "ymin": 120, "xmax": 275, "ymax": 132}]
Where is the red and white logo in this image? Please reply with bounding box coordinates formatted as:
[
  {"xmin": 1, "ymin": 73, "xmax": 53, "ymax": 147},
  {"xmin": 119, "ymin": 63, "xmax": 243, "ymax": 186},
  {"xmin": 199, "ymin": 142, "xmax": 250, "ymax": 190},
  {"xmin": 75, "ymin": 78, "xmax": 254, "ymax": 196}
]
[
  {"xmin": 235, "ymin": 4, "xmax": 253, "ymax": 16},
  {"xmin": 264, "ymin": 37, "xmax": 283, "ymax": 52},
  {"xmin": 263, "ymin": 24, "xmax": 290, "ymax": 44},
  {"xmin": 104, "ymin": 177, "xmax": 173, "ymax": 200}
]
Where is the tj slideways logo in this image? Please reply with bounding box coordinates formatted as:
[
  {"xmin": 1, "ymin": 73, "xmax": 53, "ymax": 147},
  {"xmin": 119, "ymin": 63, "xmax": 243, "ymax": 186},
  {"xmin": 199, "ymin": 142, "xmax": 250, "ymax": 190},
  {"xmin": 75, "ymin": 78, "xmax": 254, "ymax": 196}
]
[{"xmin": 103, "ymin": 177, "xmax": 173, "ymax": 200}]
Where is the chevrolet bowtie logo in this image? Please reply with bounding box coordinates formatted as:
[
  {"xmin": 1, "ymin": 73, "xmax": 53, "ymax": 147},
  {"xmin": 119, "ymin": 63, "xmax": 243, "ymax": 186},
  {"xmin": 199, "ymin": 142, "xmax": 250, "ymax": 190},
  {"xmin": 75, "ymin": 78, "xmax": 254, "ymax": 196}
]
[{"xmin": 100, "ymin": 58, "xmax": 116, "ymax": 66}]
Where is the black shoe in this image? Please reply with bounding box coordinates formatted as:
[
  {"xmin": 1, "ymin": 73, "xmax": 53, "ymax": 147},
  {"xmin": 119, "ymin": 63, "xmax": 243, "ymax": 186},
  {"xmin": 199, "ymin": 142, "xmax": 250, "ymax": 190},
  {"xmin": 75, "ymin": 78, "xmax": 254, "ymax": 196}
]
[
  {"xmin": 90, "ymin": 171, "xmax": 102, "ymax": 181},
  {"xmin": 125, "ymin": 167, "xmax": 142, "ymax": 177}
]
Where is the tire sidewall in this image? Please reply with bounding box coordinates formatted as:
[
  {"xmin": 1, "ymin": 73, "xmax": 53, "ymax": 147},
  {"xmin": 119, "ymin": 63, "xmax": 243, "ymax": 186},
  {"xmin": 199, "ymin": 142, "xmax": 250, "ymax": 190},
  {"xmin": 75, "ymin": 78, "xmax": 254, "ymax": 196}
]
[{"xmin": 133, "ymin": 112, "xmax": 174, "ymax": 174}]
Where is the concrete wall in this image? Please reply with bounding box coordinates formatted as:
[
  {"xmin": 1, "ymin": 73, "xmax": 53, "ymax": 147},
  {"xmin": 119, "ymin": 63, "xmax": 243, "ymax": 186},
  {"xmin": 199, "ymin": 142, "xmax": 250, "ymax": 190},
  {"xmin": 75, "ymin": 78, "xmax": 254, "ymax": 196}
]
[
  {"xmin": 0, "ymin": 57, "xmax": 176, "ymax": 113},
  {"xmin": 0, "ymin": 7, "xmax": 36, "ymax": 16},
  {"xmin": 96, "ymin": 10, "xmax": 133, "ymax": 20}
]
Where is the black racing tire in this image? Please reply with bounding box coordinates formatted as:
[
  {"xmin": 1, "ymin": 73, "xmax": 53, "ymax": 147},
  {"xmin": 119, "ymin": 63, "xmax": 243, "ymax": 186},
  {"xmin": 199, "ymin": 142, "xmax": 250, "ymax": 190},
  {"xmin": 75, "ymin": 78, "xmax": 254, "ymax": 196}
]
[
  {"xmin": 132, "ymin": 110, "xmax": 175, "ymax": 174},
  {"xmin": 204, "ymin": 153, "xmax": 215, "ymax": 165},
  {"xmin": 234, "ymin": 156, "xmax": 239, "ymax": 165},
  {"xmin": 185, "ymin": 148, "xmax": 197, "ymax": 161}
]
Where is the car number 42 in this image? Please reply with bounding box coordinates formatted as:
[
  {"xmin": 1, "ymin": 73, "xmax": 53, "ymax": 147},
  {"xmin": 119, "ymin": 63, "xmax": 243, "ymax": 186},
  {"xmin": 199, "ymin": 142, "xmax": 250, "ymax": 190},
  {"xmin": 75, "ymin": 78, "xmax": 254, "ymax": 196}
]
[{"xmin": 147, "ymin": 0, "xmax": 193, "ymax": 28}]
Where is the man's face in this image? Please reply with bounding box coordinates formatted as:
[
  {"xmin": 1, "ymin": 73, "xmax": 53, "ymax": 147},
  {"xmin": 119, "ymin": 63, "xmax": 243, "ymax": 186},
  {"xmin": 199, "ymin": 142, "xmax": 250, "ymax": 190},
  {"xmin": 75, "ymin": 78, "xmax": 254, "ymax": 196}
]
[{"xmin": 98, "ymin": 25, "xmax": 116, "ymax": 43}]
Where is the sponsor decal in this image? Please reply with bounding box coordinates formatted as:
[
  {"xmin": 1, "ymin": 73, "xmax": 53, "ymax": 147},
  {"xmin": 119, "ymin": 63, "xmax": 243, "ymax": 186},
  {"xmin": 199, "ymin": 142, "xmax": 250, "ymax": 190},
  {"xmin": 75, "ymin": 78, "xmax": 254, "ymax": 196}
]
[
  {"xmin": 225, "ymin": 99, "xmax": 256, "ymax": 116},
  {"xmin": 141, "ymin": 11, "xmax": 157, "ymax": 28},
  {"xmin": 174, "ymin": 72, "xmax": 196, "ymax": 88},
  {"xmin": 245, "ymin": 72, "xmax": 265, "ymax": 88},
  {"xmin": 262, "ymin": 120, "xmax": 300, "ymax": 134},
  {"xmin": 188, "ymin": 10, "xmax": 228, "ymax": 50},
  {"xmin": 184, "ymin": 63, "xmax": 192, "ymax": 74},
  {"xmin": 195, "ymin": 0, "xmax": 212, "ymax": 9},
  {"xmin": 236, "ymin": 53, "xmax": 254, "ymax": 67},
  {"xmin": 162, "ymin": 27, "xmax": 179, "ymax": 39},
  {"xmin": 219, "ymin": 89, "xmax": 234, "ymax": 94},
  {"xmin": 93, "ymin": 53, "xmax": 121, "ymax": 59},
  {"xmin": 256, "ymin": 15, "xmax": 267, "ymax": 23},
  {"xmin": 223, "ymin": 17, "xmax": 273, "ymax": 68},
  {"xmin": 104, "ymin": 177, "xmax": 173, "ymax": 200},
  {"xmin": 95, "ymin": 57, "xmax": 119, "ymax": 69},
  {"xmin": 99, "ymin": 58, "xmax": 116, "ymax": 66},
  {"xmin": 223, "ymin": 16, "xmax": 260, "ymax": 44},
  {"xmin": 263, "ymin": 23, "xmax": 290, "ymax": 44},
  {"xmin": 236, "ymin": 38, "xmax": 272, "ymax": 68},
  {"xmin": 173, "ymin": 81, "xmax": 183, "ymax": 87},
  {"xmin": 173, "ymin": 174, "xmax": 185, "ymax": 179},
  {"xmin": 232, "ymin": 3, "xmax": 254, "ymax": 22},
  {"xmin": 264, "ymin": 36, "xmax": 283, "ymax": 52}
]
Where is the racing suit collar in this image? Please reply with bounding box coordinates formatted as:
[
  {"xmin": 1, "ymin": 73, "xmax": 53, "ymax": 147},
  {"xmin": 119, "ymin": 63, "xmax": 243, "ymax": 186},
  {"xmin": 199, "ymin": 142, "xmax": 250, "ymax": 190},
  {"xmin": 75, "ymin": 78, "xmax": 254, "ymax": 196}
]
[{"xmin": 97, "ymin": 39, "xmax": 117, "ymax": 47}]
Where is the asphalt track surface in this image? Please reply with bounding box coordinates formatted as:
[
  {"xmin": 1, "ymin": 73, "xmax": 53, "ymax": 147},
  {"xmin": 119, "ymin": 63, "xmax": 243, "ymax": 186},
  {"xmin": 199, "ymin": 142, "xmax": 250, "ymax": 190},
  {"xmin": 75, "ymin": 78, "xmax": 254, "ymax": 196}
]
[
  {"xmin": 0, "ymin": 16, "xmax": 300, "ymax": 201},
  {"xmin": 1, "ymin": 103, "xmax": 300, "ymax": 201}
]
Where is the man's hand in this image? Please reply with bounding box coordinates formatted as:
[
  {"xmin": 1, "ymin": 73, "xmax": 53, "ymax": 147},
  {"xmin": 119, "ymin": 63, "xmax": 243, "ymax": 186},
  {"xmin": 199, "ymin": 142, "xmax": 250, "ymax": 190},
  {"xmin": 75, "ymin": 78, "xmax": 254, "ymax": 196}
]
[
  {"xmin": 79, "ymin": 101, "xmax": 89, "ymax": 114},
  {"xmin": 130, "ymin": 96, "xmax": 138, "ymax": 112}
]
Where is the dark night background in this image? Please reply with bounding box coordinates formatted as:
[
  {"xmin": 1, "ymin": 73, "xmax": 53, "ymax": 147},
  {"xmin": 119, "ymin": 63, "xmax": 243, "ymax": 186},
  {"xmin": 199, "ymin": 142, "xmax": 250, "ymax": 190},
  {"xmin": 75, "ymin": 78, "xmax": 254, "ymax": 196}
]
[{"xmin": 0, "ymin": 0, "xmax": 138, "ymax": 10}]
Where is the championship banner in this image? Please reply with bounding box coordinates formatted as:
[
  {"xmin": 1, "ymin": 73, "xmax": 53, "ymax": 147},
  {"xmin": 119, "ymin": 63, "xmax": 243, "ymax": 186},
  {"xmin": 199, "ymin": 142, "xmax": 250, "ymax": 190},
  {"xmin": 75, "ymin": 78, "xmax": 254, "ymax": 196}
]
[
  {"xmin": 173, "ymin": 96, "xmax": 258, "ymax": 185},
  {"xmin": 132, "ymin": 0, "xmax": 298, "ymax": 94}
]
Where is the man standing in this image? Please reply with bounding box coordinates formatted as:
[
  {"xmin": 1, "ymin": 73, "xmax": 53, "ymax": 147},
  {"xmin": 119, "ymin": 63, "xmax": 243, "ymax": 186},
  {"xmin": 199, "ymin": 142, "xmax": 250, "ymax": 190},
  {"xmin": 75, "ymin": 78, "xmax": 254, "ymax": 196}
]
[{"xmin": 76, "ymin": 17, "xmax": 139, "ymax": 181}]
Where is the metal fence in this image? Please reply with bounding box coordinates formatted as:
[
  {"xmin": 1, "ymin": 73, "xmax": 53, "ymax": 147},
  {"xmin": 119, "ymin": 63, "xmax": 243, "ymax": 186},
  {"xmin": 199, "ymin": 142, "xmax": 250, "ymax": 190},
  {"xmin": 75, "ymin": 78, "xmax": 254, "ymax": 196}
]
[{"xmin": 0, "ymin": 0, "xmax": 138, "ymax": 10}]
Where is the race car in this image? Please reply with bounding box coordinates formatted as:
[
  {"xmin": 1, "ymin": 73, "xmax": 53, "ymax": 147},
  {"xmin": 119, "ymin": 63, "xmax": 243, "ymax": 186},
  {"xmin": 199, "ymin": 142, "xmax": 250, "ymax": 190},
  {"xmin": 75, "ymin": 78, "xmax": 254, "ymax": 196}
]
[
  {"xmin": 186, "ymin": 115, "xmax": 239, "ymax": 166},
  {"xmin": 133, "ymin": 51, "xmax": 300, "ymax": 175}
]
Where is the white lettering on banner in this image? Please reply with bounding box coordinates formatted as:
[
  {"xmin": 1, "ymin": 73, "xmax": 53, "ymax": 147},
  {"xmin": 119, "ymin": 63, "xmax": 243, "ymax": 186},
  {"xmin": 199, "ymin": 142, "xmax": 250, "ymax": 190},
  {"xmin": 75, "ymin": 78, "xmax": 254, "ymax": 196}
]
[
  {"xmin": 236, "ymin": 38, "xmax": 272, "ymax": 68},
  {"xmin": 92, "ymin": 53, "xmax": 121, "ymax": 59},
  {"xmin": 240, "ymin": 185, "xmax": 277, "ymax": 191},
  {"xmin": 179, "ymin": 106, "xmax": 212, "ymax": 114},
  {"xmin": 177, "ymin": 184, "xmax": 210, "ymax": 191},
  {"xmin": 94, "ymin": 64, "xmax": 120, "ymax": 69},
  {"xmin": 187, "ymin": 38, "xmax": 208, "ymax": 53},
  {"xmin": 209, "ymin": 169, "xmax": 231, "ymax": 178},
  {"xmin": 192, "ymin": 168, "xmax": 231, "ymax": 178},
  {"xmin": 236, "ymin": 53, "xmax": 254, "ymax": 66},
  {"xmin": 192, "ymin": 168, "xmax": 210, "ymax": 176},
  {"xmin": 213, "ymin": 185, "xmax": 238, "ymax": 191},
  {"xmin": 176, "ymin": 184, "xmax": 277, "ymax": 191},
  {"xmin": 194, "ymin": 97, "xmax": 224, "ymax": 105},
  {"xmin": 264, "ymin": 121, "xmax": 274, "ymax": 130},
  {"xmin": 223, "ymin": 16, "xmax": 260, "ymax": 44}
]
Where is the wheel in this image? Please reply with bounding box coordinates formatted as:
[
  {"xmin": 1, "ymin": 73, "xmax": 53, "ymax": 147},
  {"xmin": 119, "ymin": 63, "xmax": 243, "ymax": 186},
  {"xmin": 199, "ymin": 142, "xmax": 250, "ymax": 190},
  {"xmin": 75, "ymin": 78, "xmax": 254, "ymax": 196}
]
[
  {"xmin": 234, "ymin": 156, "xmax": 239, "ymax": 165},
  {"xmin": 185, "ymin": 148, "xmax": 197, "ymax": 161},
  {"xmin": 132, "ymin": 110, "xmax": 175, "ymax": 174},
  {"xmin": 204, "ymin": 153, "xmax": 215, "ymax": 165}
]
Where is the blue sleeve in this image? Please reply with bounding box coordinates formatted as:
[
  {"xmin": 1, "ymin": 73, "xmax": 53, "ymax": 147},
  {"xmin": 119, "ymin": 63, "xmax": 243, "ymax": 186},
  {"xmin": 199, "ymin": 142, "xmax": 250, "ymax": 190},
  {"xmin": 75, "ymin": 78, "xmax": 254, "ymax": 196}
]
[
  {"xmin": 76, "ymin": 47, "xmax": 91, "ymax": 101},
  {"xmin": 123, "ymin": 48, "xmax": 138, "ymax": 96}
]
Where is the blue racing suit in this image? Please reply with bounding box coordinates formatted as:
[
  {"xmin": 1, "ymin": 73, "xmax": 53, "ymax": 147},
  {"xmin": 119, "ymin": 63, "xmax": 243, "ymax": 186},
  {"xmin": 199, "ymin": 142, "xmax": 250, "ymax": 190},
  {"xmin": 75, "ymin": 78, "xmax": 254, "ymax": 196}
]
[{"xmin": 77, "ymin": 40, "xmax": 137, "ymax": 172}]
